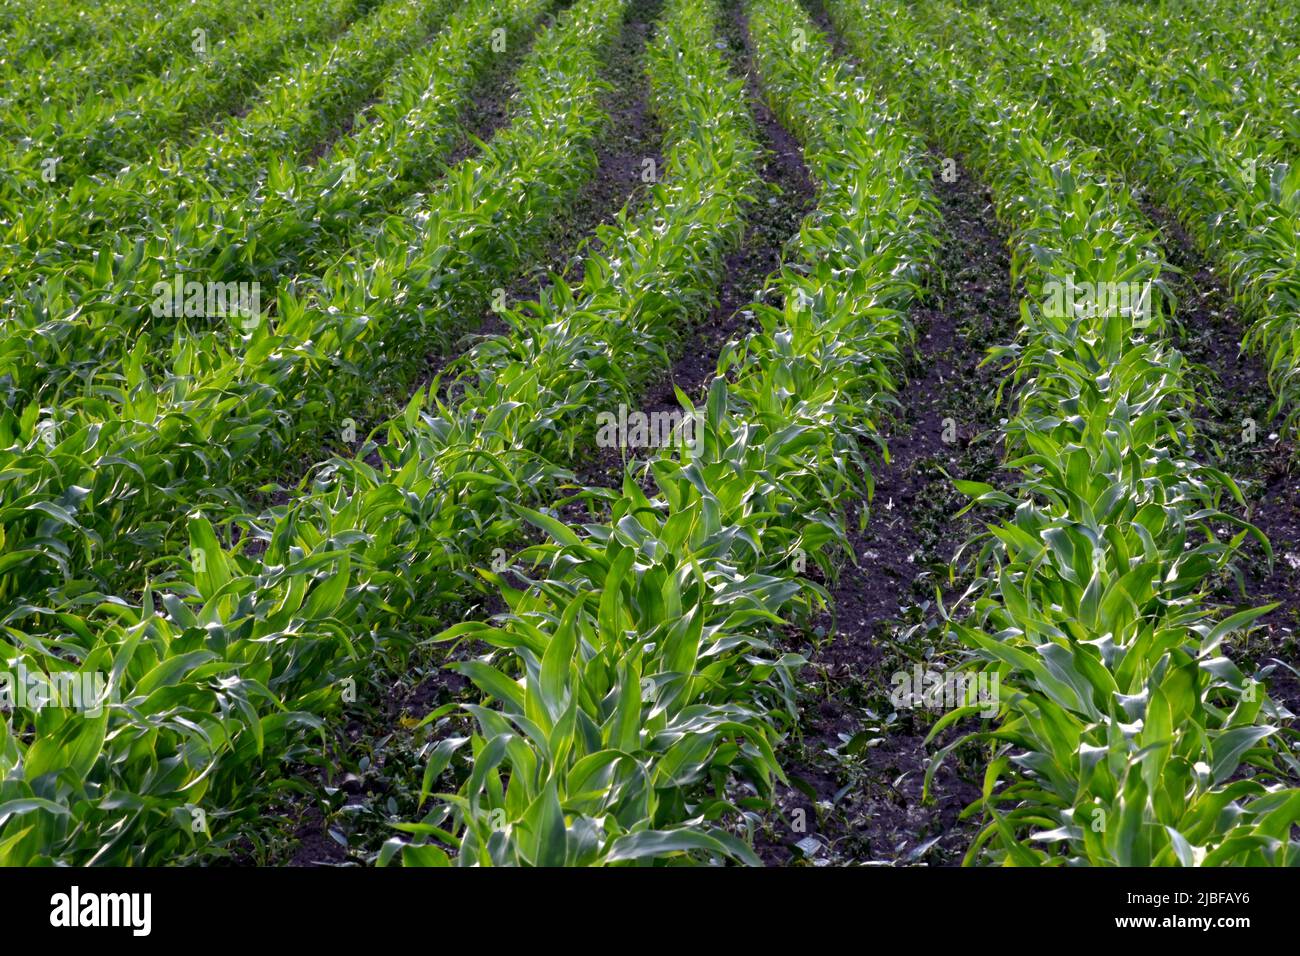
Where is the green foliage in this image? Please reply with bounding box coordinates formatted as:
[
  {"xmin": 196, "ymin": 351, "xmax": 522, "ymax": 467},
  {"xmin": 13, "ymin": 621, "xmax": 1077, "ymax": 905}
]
[
  {"xmin": 0, "ymin": 0, "xmax": 628, "ymax": 864},
  {"xmin": 827, "ymin": 0, "xmax": 1300, "ymax": 866},
  {"xmin": 390, "ymin": 0, "xmax": 940, "ymax": 866},
  {"xmin": 0, "ymin": 0, "xmax": 280, "ymax": 134},
  {"xmin": 903, "ymin": 0, "xmax": 1300, "ymax": 433},
  {"xmin": 0, "ymin": 0, "xmax": 574, "ymax": 604},
  {"xmin": 3, "ymin": 0, "xmax": 1294, "ymax": 870}
]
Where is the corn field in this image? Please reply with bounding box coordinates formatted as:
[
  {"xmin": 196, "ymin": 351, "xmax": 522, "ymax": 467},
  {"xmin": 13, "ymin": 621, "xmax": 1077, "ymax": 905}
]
[{"xmin": 1, "ymin": 0, "xmax": 1298, "ymax": 877}]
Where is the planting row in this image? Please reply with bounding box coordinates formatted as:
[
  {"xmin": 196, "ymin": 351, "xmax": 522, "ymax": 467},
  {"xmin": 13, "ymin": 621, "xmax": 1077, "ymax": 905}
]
[
  {"xmin": 3, "ymin": 0, "xmax": 484, "ymax": 403},
  {"xmin": 0, "ymin": 0, "xmax": 634, "ymax": 864},
  {"xmin": 389, "ymin": 0, "xmax": 943, "ymax": 865},
  {"xmin": 6, "ymin": 0, "xmax": 451, "ymax": 256},
  {"xmin": 2, "ymin": 0, "xmax": 368, "ymax": 187},
  {"xmin": 1, "ymin": 0, "xmax": 273, "ymax": 136},
  {"xmin": 0, "ymin": 0, "xmax": 563, "ymax": 607},
  {"xmin": 0, "ymin": 0, "xmax": 138, "ymax": 62},
  {"xmin": 828, "ymin": 0, "xmax": 1300, "ymax": 865},
  {"xmin": 904, "ymin": 0, "xmax": 1300, "ymax": 432}
]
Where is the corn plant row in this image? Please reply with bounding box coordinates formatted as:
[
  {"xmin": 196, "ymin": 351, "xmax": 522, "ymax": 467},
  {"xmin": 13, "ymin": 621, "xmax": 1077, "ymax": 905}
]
[
  {"xmin": 984, "ymin": 0, "xmax": 1298, "ymax": 143},
  {"xmin": 1, "ymin": 0, "xmax": 542, "ymax": 407},
  {"xmin": 0, "ymin": 0, "xmax": 98, "ymax": 56},
  {"xmin": 1, "ymin": 0, "xmax": 457, "ymax": 395},
  {"xmin": 169, "ymin": 0, "xmax": 459, "ymax": 199},
  {"xmin": 956, "ymin": 0, "xmax": 1300, "ymax": 382},
  {"xmin": 827, "ymin": 0, "xmax": 1300, "ymax": 866},
  {"xmin": 1027, "ymin": 0, "xmax": 1300, "ymax": 432},
  {"xmin": 0, "ymin": 0, "xmax": 368, "ymax": 191},
  {"xmin": 0, "ymin": 0, "xmax": 277, "ymax": 137},
  {"xmin": 6, "ymin": 0, "xmax": 756, "ymax": 866},
  {"xmin": 0, "ymin": 0, "xmax": 137, "ymax": 61},
  {"xmin": 913, "ymin": 0, "xmax": 1300, "ymax": 433},
  {"xmin": 386, "ymin": 0, "xmax": 943, "ymax": 867},
  {"xmin": 1103, "ymin": 0, "xmax": 1298, "ymax": 141},
  {"xmin": 0, "ymin": 0, "xmax": 631, "ymax": 866},
  {"xmin": 907, "ymin": 0, "xmax": 1293, "ymax": 156},
  {"xmin": 4, "ymin": 0, "xmax": 451, "ymax": 252},
  {"xmin": 148, "ymin": 0, "xmax": 757, "ymax": 648},
  {"xmin": 0, "ymin": 0, "xmax": 596, "ymax": 617}
]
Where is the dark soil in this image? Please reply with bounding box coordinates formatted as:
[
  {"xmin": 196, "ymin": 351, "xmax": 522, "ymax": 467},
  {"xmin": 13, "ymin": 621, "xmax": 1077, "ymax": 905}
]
[
  {"xmin": 756, "ymin": 155, "xmax": 1016, "ymax": 867},
  {"xmin": 286, "ymin": 807, "xmax": 350, "ymax": 867}
]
